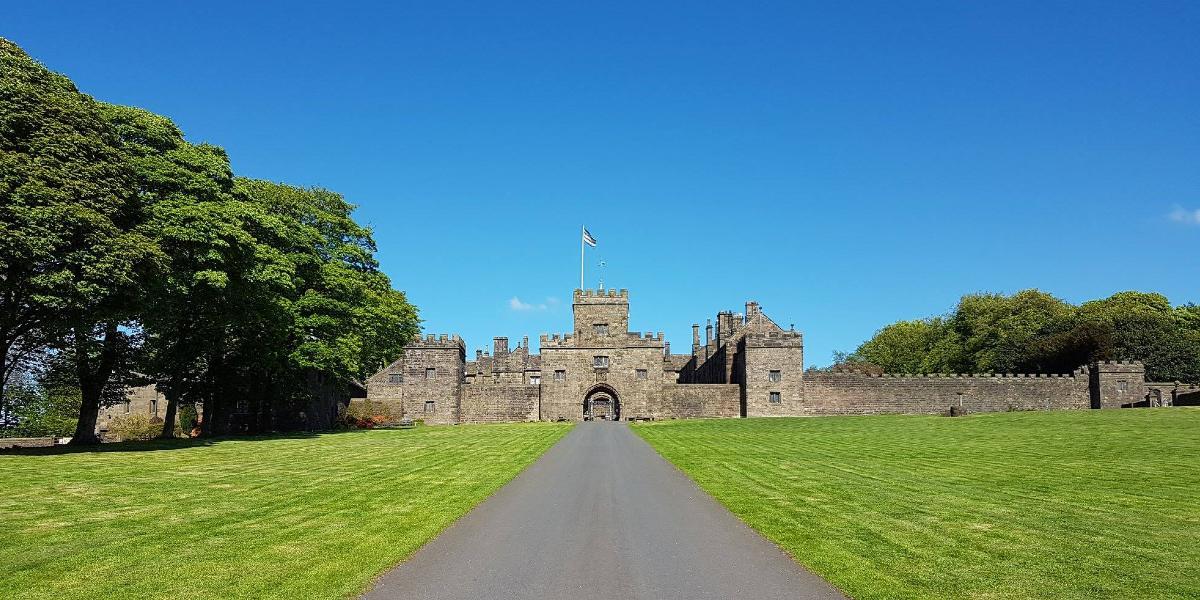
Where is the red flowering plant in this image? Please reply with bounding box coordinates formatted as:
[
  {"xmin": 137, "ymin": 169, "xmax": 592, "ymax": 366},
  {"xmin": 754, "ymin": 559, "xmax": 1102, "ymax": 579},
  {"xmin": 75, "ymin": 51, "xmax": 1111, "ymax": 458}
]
[{"xmin": 341, "ymin": 401, "xmax": 401, "ymax": 429}]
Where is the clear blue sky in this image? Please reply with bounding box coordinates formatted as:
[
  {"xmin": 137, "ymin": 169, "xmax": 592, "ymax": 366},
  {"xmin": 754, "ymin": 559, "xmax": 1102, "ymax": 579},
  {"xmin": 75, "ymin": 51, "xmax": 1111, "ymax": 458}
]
[{"xmin": 7, "ymin": 2, "xmax": 1198, "ymax": 365}]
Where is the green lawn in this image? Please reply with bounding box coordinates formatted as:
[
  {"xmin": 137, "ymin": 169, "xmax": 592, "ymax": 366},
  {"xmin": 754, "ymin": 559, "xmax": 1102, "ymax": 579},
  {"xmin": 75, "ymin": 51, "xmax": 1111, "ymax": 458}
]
[
  {"xmin": 0, "ymin": 423, "xmax": 570, "ymax": 599},
  {"xmin": 635, "ymin": 409, "xmax": 1200, "ymax": 600}
]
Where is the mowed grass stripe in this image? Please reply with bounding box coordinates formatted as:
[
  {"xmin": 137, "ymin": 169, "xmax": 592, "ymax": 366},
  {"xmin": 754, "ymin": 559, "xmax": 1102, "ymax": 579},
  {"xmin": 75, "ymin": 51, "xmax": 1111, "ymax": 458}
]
[
  {"xmin": 635, "ymin": 409, "xmax": 1200, "ymax": 599},
  {"xmin": 0, "ymin": 423, "xmax": 571, "ymax": 599}
]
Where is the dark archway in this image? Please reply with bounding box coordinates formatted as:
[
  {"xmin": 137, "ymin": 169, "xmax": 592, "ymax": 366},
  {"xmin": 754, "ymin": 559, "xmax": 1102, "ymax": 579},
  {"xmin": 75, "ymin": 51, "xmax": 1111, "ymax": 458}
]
[{"xmin": 583, "ymin": 384, "xmax": 621, "ymax": 421}]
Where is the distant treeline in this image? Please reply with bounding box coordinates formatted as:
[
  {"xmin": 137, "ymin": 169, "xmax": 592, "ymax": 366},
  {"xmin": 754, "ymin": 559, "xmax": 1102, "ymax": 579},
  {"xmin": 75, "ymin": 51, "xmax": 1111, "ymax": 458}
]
[
  {"xmin": 836, "ymin": 290, "xmax": 1200, "ymax": 382},
  {"xmin": 0, "ymin": 39, "xmax": 420, "ymax": 443}
]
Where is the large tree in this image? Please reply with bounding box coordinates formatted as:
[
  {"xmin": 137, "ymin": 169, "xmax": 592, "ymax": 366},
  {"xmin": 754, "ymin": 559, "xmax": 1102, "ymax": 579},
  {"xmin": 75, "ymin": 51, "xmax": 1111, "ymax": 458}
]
[
  {"xmin": 197, "ymin": 179, "xmax": 418, "ymax": 435},
  {"xmin": 0, "ymin": 39, "xmax": 159, "ymax": 444},
  {"xmin": 100, "ymin": 103, "xmax": 256, "ymax": 438},
  {"xmin": 845, "ymin": 289, "xmax": 1200, "ymax": 382}
]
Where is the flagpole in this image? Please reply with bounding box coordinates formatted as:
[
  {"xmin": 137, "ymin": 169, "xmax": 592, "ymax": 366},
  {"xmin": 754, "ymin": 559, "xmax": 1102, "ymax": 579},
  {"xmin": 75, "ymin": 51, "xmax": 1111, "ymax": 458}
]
[{"xmin": 580, "ymin": 225, "xmax": 585, "ymax": 289}]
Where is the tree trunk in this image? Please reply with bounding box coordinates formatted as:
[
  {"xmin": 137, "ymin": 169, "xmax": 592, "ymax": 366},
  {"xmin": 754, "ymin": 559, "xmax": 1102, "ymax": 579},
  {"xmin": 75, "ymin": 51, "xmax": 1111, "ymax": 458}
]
[
  {"xmin": 200, "ymin": 352, "xmax": 222, "ymax": 437},
  {"xmin": 69, "ymin": 322, "xmax": 121, "ymax": 446},
  {"xmin": 159, "ymin": 387, "xmax": 179, "ymax": 439},
  {"xmin": 71, "ymin": 384, "xmax": 102, "ymax": 444},
  {"xmin": 0, "ymin": 343, "xmax": 8, "ymax": 426}
]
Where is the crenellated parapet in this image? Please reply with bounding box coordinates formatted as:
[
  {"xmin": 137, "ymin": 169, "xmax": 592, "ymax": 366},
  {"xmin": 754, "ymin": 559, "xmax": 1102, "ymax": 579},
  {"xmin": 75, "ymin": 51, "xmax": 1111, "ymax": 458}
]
[
  {"xmin": 407, "ymin": 333, "xmax": 466, "ymax": 350},
  {"xmin": 574, "ymin": 288, "xmax": 629, "ymax": 300},
  {"xmin": 825, "ymin": 370, "xmax": 1081, "ymax": 379}
]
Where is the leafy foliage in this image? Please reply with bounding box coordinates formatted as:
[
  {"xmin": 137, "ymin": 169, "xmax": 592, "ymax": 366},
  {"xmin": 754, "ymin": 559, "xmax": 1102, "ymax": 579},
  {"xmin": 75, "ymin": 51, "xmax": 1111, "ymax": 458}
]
[
  {"xmin": 0, "ymin": 374, "xmax": 78, "ymax": 438},
  {"xmin": 106, "ymin": 413, "xmax": 162, "ymax": 442},
  {"xmin": 0, "ymin": 38, "xmax": 420, "ymax": 442},
  {"xmin": 845, "ymin": 289, "xmax": 1200, "ymax": 381}
]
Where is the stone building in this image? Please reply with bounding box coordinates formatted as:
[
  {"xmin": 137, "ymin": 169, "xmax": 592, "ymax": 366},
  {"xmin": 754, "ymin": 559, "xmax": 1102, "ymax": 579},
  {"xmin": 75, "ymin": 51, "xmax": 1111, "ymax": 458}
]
[
  {"xmin": 96, "ymin": 384, "xmax": 168, "ymax": 435},
  {"xmin": 363, "ymin": 288, "xmax": 1167, "ymax": 423}
]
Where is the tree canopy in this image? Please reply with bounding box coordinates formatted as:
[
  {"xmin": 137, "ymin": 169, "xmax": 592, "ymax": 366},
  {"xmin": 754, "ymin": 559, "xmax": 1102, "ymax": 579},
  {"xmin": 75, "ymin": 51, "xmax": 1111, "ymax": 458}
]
[
  {"xmin": 842, "ymin": 290, "xmax": 1200, "ymax": 382},
  {"xmin": 1, "ymin": 38, "xmax": 419, "ymax": 442}
]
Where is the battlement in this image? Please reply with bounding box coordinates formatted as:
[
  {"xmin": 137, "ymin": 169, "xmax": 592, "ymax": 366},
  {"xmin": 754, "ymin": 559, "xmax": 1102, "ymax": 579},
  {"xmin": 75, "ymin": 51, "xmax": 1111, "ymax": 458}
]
[
  {"xmin": 574, "ymin": 288, "xmax": 629, "ymax": 302},
  {"xmin": 626, "ymin": 331, "xmax": 665, "ymax": 342},
  {"xmin": 828, "ymin": 369, "xmax": 1080, "ymax": 379},
  {"xmin": 540, "ymin": 330, "xmax": 664, "ymax": 348},
  {"xmin": 1093, "ymin": 359, "xmax": 1145, "ymax": 373},
  {"xmin": 408, "ymin": 333, "xmax": 465, "ymax": 350},
  {"xmin": 539, "ymin": 333, "xmax": 576, "ymax": 348}
]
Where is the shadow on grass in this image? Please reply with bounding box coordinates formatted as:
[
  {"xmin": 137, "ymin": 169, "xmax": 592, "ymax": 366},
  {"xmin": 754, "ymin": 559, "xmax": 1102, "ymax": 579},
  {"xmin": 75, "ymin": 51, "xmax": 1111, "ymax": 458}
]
[{"xmin": 0, "ymin": 427, "xmax": 387, "ymax": 456}]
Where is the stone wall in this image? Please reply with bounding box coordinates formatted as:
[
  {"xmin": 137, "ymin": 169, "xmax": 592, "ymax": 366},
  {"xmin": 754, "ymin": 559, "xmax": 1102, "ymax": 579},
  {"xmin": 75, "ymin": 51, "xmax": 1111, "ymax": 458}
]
[
  {"xmin": 97, "ymin": 383, "xmax": 166, "ymax": 435},
  {"xmin": 1091, "ymin": 361, "xmax": 1145, "ymax": 409},
  {"xmin": 461, "ymin": 383, "xmax": 540, "ymax": 423},
  {"xmin": 657, "ymin": 384, "xmax": 741, "ymax": 419},
  {"xmin": 738, "ymin": 331, "xmax": 804, "ymax": 417},
  {"xmin": 802, "ymin": 370, "xmax": 1091, "ymax": 416},
  {"xmin": 572, "ymin": 289, "xmax": 631, "ymax": 338},
  {"xmin": 366, "ymin": 334, "xmax": 465, "ymax": 425},
  {"xmin": 0, "ymin": 437, "xmax": 55, "ymax": 449},
  {"xmin": 1142, "ymin": 382, "xmax": 1200, "ymax": 407}
]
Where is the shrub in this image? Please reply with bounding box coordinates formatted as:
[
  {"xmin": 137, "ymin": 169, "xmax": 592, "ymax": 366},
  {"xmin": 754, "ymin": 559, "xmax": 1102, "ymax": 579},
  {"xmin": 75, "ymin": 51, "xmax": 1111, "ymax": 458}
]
[
  {"xmin": 343, "ymin": 401, "xmax": 401, "ymax": 428},
  {"xmin": 108, "ymin": 414, "xmax": 162, "ymax": 441},
  {"xmin": 177, "ymin": 403, "xmax": 198, "ymax": 432}
]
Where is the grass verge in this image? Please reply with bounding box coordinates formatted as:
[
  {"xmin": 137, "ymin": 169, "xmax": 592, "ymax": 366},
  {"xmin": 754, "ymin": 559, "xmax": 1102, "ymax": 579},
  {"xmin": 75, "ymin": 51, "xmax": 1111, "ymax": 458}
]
[
  {"xmin": 0, "ymin": 423, "xmax": 571, "ymax": 599},
  {"xmin": 635, "ymin": 409, "xmax": 1200, "ymax": 599}
]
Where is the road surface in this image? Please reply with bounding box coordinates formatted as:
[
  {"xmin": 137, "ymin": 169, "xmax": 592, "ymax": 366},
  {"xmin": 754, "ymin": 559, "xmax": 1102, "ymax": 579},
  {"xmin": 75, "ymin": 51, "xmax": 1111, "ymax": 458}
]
[{"xmin": 363, "ymin": 421, "xmax": 845, "ymax": 600}]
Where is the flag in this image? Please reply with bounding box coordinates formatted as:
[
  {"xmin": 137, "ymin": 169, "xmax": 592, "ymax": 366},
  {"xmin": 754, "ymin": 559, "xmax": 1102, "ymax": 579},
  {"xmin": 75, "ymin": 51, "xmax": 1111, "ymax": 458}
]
[{"xmin": 583, "ymin": 228, "xmax": 597, "ymax": 247}]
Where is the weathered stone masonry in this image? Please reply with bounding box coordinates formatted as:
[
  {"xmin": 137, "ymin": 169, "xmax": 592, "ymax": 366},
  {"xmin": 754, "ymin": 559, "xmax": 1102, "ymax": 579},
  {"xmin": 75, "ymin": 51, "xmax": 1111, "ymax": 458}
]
[{"xmin": 362, "ymin": 288, "xmax": 1164, "ymax": 423}]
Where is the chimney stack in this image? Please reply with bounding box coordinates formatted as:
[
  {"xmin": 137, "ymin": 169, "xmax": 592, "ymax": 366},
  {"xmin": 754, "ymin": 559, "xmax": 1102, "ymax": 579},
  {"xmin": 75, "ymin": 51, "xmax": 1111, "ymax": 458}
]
[{"xmin": 745, "ymin": 301, "xmax": 761, "ymax": 321}]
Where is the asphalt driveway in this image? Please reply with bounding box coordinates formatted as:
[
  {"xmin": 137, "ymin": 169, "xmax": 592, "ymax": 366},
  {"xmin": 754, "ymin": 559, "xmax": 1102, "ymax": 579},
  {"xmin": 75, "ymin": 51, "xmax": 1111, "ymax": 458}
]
[{"xmin": 363, "ymin": 421, "xmax": 845, "ymax": 600}]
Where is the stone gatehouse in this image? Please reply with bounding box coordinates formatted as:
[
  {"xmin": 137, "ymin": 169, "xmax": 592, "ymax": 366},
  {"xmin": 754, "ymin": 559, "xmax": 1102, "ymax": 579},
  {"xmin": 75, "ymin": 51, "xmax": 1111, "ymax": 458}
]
[{"xmin": 363, "ymin": 288, "xmax": 1167, "ymax": 424}]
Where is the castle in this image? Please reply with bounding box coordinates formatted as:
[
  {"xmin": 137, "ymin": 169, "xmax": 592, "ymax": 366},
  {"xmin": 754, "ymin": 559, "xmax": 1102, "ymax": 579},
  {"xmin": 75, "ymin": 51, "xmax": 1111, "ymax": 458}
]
[{"xmin": 363, "ymin": 288, "xmax": 1194, "ymax": 424}]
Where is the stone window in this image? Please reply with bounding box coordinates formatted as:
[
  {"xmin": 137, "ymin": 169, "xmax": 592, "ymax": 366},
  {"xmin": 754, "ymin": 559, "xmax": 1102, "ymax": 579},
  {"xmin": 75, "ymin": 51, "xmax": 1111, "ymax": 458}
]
[
  {"xmin": 151, "ymin": 398, "xmax": 158, "ymax": 416},
  {"xmin": 424, "ymin": 400, "xmax": 435, "ymax": 413},
  {"xmin": 769, "ymin": 391, "xmax": 782, "ymax": 403},
  {"xmin": 425, "ymin": 367, "xmax": 436, "ymax": 380},
  {"xmin": 1118, "ymin": 380, "xmax": 1128, "ymax": 392},
  {"xmin": 554, "ymin": 370, "xmax": 566, "ymax": 382},
  {"xmin": 388, "ymin": 373, "xmax": 403, "ymax": 384},
  {"xmin": 768, "ymin": 370, "xmax": 782, "ymax": 382},
  {"xmin": 124, "ymin": 400, "xmax": 131, "ymax": 414},
  {"xmin": 636, "ymin": 369, "xmax": 648, "ymax": 380},
  {"xmin": 530, "ymin": 375, "xmax": 541, "ymax": 385},
  {"xmin": 593, "ymin": 323, "xmax": 609, "ymax": 336},
  {"xmin": 594, "ymin": 356, "xmax": 609, "ymax": 368}
]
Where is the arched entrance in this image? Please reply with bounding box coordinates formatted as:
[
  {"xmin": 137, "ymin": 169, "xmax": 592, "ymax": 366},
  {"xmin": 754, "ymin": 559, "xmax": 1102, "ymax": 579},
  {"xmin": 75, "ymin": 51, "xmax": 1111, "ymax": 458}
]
[{"xmin": 583, "ymin": 384, "xmax": 621, "ymax": 421}]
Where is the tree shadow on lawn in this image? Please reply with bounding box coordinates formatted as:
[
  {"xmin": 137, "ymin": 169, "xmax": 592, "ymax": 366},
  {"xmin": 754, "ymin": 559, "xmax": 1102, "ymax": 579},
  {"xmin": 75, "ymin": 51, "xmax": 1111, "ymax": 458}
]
[{"xmin": 0, "ymin": 428, "xmax": 382, "ymax": 456}]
